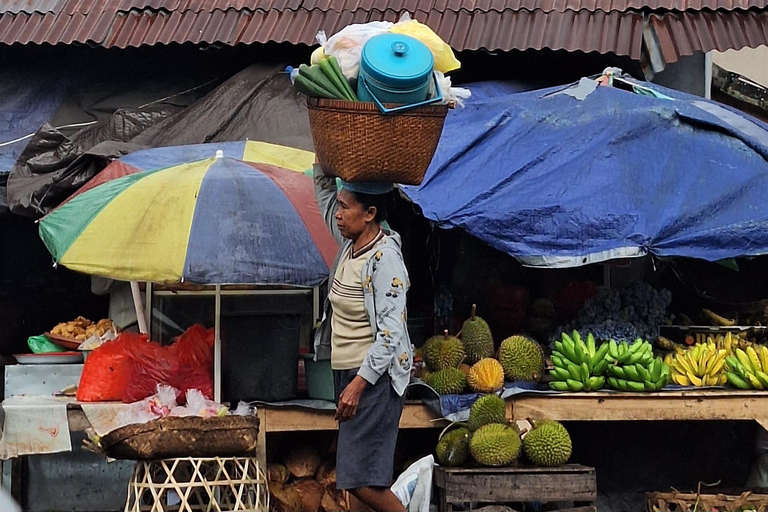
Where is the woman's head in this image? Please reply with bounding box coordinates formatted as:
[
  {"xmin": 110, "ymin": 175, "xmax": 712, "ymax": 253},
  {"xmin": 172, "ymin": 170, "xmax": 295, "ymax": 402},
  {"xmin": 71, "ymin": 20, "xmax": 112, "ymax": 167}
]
[{"xmin": 335, "ymin": 189, "xmax": 390, "ymax": 240}]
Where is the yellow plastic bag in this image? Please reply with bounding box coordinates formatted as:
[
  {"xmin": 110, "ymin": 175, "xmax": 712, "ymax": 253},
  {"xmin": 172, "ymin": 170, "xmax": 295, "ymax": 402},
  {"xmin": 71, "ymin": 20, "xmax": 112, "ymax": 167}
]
[{"xmin": 390, "ymin": 18, "xmax": 460, "ymax": 73}]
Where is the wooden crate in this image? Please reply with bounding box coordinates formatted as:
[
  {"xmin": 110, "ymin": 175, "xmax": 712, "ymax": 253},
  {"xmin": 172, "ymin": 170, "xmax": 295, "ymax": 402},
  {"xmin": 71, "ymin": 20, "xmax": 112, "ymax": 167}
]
[{"xmin": 434, "ymin": 465, "xmax": 597, "ymax": 512}]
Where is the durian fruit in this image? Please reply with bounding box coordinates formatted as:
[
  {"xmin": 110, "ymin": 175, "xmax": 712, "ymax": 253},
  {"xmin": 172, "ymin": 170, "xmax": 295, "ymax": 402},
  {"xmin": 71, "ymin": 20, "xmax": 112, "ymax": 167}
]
[
  {"xmin": 470, "ymin": 423, "xmax": 521, "ymax": 466},
  {"xmin": 467, "ymin": 394, "xmax": 506, "ymax": 432},
  {"xmin": 459, "ymin": 363, "xmax": 472, "ymax": 378},
  {"xmin": 436, "ymin": 427, "xmax": 471, "ymax": 466},
  {"xmin": 498, "ymin": 335, "xmax": 545, "ymax": 382},
  {"xmin": 424, "ymin": 330, "xmax": 465, "ymax": 371},
  {"xmin": 460, "ymin": 304, "xmax": 494, "ymax": 363},
  {"xmin": 425, "ymin": 367, "xmax": 467, "ymax": 395},
  {"xmin": 467, "ymin": 358, "xmax": 505, "ymax": 393},
  {"xmin": 522, "ymin": 420, "xmax": 572, "ymax": 467}
]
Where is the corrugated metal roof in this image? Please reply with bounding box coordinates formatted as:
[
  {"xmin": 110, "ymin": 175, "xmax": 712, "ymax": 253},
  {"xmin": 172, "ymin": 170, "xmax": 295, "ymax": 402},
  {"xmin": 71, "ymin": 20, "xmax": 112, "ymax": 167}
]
[
  {"xmin": 0, "ymin": 0, "xmax": 64, "ymax": 14},
  {"xmin": 650, "ymin": 9, "xmax": 768, "ymax": 61},
  {"xmin": 0, "ymin": 7, "xmax": 646, "ymax": 53},
  {"xmin": 0, "ymin": 0, "xmax": 767, "ymax": 68},
  {"xmin": 8, "ymin": 0, "xmax": 768, "ymax": 15}
]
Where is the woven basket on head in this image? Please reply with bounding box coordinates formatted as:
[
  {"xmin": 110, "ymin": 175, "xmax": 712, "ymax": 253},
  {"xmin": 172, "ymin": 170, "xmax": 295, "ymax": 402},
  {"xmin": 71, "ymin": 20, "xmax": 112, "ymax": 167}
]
[{"xmin": 307, "ymin": 97, "xmax": 448, "ymax": 186}]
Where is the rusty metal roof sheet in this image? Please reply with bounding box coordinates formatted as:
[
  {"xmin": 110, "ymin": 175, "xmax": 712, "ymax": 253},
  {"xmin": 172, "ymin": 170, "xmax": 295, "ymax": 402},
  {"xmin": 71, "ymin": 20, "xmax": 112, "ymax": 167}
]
[
  {"xmin": 7, "ymin": 0, "xmax": 768, "ymax": 15},
  {"xmin": 0, "ymin": 0, "xmax": 64, "ymax": 14},
  {"xmin": 0, "ymin": 0, "xmax": 767, "ymax": 68},
  {"xmin": 650, "ymin": 9, "xmax": 768, "ymax": 61}
]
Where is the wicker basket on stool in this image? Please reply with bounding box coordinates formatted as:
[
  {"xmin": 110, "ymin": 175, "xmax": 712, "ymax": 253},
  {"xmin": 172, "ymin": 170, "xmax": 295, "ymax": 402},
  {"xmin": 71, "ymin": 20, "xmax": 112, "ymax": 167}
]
[{"xmin": 124, "ymin": 457, "xmax": 268, "ymax": 512}]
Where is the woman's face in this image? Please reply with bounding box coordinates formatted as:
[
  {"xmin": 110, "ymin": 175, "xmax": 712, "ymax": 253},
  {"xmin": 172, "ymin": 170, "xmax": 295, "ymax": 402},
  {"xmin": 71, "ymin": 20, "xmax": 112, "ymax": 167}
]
[{"xmin": 335, "ymin": 190, "xmax": 376, "ymax": 240}]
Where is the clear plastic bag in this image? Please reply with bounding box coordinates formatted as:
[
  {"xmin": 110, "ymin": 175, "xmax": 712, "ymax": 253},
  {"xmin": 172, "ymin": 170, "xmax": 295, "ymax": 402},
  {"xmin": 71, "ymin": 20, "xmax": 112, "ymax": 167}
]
[
  {"xmin": 116, "ymin": 384, "xmax": 178, "ymax": 427},
  {"xmin": 233, "ymin": 401, "xmax": 255, "ymax": 416},
  {"xmin": 170, "ymin": 389, "xmax": 227, "ymax": 418},
  {"xmin": 434, "ymin": 71, "xmax": 471, "ymax": 107},
  {"xmin": 319, "ymin": 22, "xmax": 393, "ymax": 80},
  {"xmin": 391, "ymin": 14, "xmax": 461, "ymax": 74}
]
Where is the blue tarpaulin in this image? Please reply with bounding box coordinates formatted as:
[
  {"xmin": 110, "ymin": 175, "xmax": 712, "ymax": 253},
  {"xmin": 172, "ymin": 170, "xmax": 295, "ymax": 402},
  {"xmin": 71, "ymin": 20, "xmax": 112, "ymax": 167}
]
[{"xmin": 402, "ymin": 79, "xmax": 768, "ymax": 267}]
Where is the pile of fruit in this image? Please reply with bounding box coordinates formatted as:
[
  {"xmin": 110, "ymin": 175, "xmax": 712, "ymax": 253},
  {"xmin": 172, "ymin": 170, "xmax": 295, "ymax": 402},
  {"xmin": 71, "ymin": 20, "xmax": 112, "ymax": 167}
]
[
  {"xmin": 558, "ymin": 282, "xmax": 672, "ymax": 343},
  {"xmin": 725, "ymin": 345, "xmax": 768, "ymax": 389},
  {"xmin": 435, "ymin": 394, "xmax": 572, "ymax": 468},
  {"xmin": 549, "ymin": 333, "xmax": 671, "ymax": 392},
  {"xmin": 665, "ymin": 341, "xmax": 728, "ymax": 387},
  {"xmin": 420, "ymin": 305, "xmax": 545, "ymax": 395},
  {"xmin": 606, "ymin": 340, "xmax": 670, "ymax": 392},
  {"xmin": 549, "ymin": 331, "xmax": 607, "ymax": 391}
]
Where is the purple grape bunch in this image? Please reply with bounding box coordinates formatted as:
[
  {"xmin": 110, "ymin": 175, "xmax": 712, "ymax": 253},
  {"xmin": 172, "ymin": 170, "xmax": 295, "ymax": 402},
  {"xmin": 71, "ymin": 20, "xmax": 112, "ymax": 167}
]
[{"xmin": 556, "ymin": 282, "xmax": 672, "ymax": 344}]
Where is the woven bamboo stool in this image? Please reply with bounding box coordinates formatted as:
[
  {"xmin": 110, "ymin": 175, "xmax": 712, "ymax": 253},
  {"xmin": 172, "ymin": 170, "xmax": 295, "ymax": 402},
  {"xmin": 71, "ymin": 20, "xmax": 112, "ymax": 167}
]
[{"xmin": 124, "ymin": 456, "xmax": 268, "ymax": 512}]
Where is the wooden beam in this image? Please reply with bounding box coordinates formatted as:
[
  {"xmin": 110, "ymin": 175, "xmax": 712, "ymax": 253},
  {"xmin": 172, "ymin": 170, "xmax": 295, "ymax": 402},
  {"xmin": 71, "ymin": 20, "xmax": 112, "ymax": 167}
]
[
  {"xmin": 263, "ymin": 404, "xmax": 446, "ymax": 432},
  {"xmin": 256, "ymin": 408, "xmax": 267, "ymax": 471},
  {"xmin": 509, "ymin": 391, "xmax": 768, "ymax": 422}
]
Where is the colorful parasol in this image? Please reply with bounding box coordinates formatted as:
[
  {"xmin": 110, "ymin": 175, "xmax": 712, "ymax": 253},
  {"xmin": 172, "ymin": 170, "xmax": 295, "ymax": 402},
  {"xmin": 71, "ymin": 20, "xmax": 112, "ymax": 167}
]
[{"xmin": 39, "ymin": 150, "xmax": 337, "ymax": 287}]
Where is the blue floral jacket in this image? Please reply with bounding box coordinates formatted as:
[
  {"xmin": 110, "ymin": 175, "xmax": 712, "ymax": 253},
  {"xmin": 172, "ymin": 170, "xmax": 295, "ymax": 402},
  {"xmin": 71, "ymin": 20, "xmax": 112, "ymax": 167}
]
[{"xmin": 312, "ymin": 164, "xmax": 413, "ymax": 396}]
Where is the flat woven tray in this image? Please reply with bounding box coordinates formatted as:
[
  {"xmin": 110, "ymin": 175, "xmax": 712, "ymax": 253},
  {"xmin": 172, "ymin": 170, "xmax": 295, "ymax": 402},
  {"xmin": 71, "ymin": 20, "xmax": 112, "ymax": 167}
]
[{"xmin": 101, "ymin": 416, "xmax": 259, "ymax": 460}]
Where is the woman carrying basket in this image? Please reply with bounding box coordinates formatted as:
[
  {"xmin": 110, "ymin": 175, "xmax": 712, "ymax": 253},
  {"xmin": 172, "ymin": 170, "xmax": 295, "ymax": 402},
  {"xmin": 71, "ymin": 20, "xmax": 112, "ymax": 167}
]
[{"xmin": 313, "ymin": 160, "xmax": 412, "ymax": 512}]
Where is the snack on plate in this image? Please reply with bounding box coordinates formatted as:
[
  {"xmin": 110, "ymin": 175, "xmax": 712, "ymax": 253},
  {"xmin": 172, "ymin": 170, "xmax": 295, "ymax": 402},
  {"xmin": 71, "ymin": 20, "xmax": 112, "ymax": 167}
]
[{"xmin": 51, "ymin": 317, "xmax": 119, "ymax": 341}]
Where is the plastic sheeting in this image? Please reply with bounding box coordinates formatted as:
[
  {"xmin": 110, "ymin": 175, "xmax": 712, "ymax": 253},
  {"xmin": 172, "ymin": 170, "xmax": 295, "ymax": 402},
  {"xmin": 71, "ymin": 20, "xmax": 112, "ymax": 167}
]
[
  {"xmin": 0, "ymin": 73, "xmax": 72, "ymax": 175},
  {"xmin": 403, "ymin": 80, "xmax": 768, "ymax": 267},
  {"xmin": 6, "ymin": 64, "xmax": 313, "ymax": 218}
]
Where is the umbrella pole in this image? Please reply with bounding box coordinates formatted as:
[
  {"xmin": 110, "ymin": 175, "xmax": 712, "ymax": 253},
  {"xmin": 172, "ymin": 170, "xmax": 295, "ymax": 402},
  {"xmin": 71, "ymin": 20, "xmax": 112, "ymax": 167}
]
[
  {"xmin": 214, "ymin": 285, "xmax": 222, "ymax": 403},
  {"xmin": 130, "ymin": 281, "xmax": 149, "ymax": 334}
]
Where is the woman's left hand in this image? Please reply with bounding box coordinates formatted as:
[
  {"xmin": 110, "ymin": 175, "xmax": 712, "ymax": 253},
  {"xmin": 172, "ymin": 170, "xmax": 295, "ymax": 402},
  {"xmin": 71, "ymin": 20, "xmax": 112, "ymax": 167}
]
[{"xmin": 335, "ymin": 375, "xmax": 368, "ymax": 422}]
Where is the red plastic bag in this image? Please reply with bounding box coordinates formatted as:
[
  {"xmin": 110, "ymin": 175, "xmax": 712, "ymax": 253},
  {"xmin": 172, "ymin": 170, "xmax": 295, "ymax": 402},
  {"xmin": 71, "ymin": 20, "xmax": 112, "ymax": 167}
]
[
  {"xmin": 122, "ymin": 341, "xmax": 179, "ymax": 404},
  {"xmin": 121, "ymin": 325, "xmax": 214, "ymax": 404},
  {"xmin": 170, "ymin": 325, "xmax": 214, "ymax": 401},
  {"xmin": 169, "ymin": 324, "xmax": 214, "ymax": 368},
  {"xmin": 77, "ymin": 332, "xmax": 148, "ymax": 402}
]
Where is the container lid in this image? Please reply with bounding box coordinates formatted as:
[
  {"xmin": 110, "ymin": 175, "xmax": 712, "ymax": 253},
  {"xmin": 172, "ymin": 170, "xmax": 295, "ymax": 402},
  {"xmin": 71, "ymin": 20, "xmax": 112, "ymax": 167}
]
[{"xmin": 360, "ymin": 34, "xmax": 434, "ymax": 88}]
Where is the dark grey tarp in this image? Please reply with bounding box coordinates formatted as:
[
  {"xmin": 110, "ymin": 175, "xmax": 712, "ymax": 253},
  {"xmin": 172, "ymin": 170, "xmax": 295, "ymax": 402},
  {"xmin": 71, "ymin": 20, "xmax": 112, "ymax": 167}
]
[{"xmin": 6, "ymin": 64, "xmax": 313, "ymax": 218}]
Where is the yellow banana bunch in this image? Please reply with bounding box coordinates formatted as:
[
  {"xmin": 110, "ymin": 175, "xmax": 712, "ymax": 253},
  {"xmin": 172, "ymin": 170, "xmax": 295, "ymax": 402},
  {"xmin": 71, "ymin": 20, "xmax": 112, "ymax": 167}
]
[
  {"xmin": 665, "ymin": 342, "xmax": 727, "ymax": 387},
  {"xmin": 725, "ymin": 344, "xmax": 768, "ymax": 390},
  {"xmin": 710, "ymin": 331, "xmax": 752, "ymax": 356}
]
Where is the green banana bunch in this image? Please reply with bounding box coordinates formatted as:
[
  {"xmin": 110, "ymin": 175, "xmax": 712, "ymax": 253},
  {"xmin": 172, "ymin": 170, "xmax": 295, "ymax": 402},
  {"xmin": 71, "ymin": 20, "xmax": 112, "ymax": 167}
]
[
  {"xmin": 549, "ymin": 331, "xmax": 608, "ymax": 392},
  {"xmin": 605, "ymin": 339, "xmax": 655, "ymax": 366},
  {"xmin": 606, "ymin": 340, "xmax": 670, "ymax": 392},
  {"xmin": 725, "ymin": 345, "xmax": 768, "ymax": 390}
]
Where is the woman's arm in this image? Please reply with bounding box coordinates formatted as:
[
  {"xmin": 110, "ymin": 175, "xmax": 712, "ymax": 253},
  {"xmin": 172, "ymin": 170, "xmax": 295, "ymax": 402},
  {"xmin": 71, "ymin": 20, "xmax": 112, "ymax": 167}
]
[
  {"xmin": 358, "ymin": 248, "xmax": 409, "ymax": 385},
  {"xmin": 312, "ymin": 162, "xmax": 343, "ymax": 244}
]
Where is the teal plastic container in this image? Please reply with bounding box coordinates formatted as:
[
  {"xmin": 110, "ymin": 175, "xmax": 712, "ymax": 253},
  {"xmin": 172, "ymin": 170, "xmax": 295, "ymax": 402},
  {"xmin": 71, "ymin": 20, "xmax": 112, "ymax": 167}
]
[
  {"xmin": 358, "ymin": 33, "xmax": 435, "ymax": 109},
  {"xmin": 300, "ymin": 353, "xmax": 335, "ymax": 402}
]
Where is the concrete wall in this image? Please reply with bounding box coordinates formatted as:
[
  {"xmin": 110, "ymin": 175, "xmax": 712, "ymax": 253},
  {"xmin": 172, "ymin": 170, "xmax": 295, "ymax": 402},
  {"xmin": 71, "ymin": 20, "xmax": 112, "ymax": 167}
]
[
  {"xmin": 652, "ymin": 52, "xmax": 707, "ymax": 97},
  {"xmin": 713, "ymin": 46, "xmax": 768, "ymax": 87}
]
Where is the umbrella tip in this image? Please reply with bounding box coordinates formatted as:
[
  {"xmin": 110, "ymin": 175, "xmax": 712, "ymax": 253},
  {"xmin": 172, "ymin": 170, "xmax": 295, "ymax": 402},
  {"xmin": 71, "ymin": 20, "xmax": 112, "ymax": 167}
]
[{"xmin": 215, "ymin": 150, "xmax": 224, "ymax": 159}]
